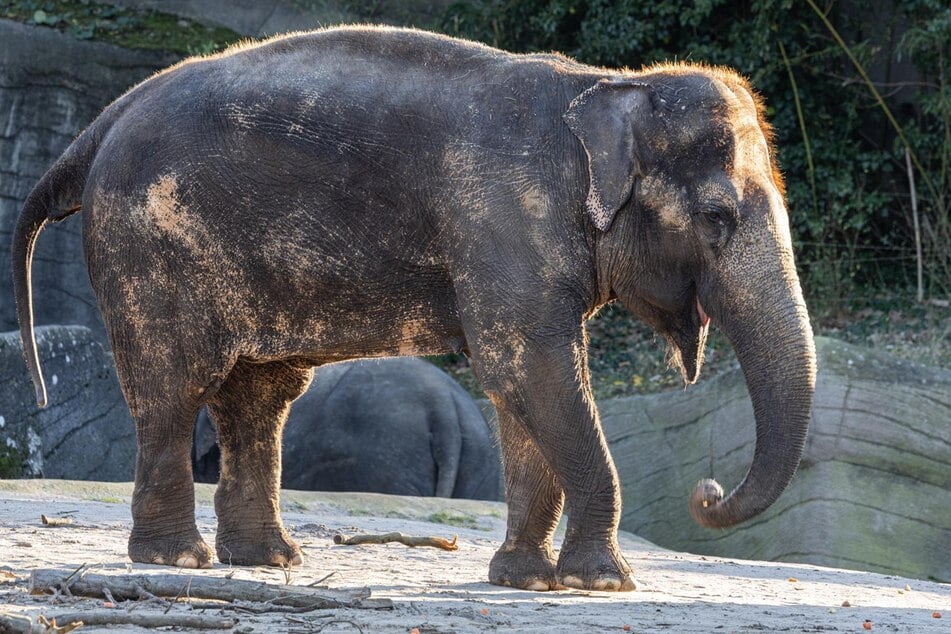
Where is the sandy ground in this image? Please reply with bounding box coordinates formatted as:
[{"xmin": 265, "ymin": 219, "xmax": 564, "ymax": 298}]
[{"xmin": 0, "ymin": 480, "xmax": 947, "ymax": 633}]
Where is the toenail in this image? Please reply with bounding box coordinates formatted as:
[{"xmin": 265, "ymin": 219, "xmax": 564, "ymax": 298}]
[
  {"xmin": 561, "ymin": 575, "xmax": 584, "ymax": 588},
  {"xmin": 525, "ymin": 580, "xmax": 550, "ymax": 591},
  {"xmin": 592, "ymin": 578, "xmax": 620, "ymax": 591},
  {"xmin": 175, "ymin": 556, "xmax": 199, "ymax": 568}
]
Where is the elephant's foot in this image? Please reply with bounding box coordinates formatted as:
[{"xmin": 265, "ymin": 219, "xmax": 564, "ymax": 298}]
[
  {"xmin": 128, "ymin": 529, "xmax": 214, "ymax": 569},
  {"xmin": 556, "ymin": 538, "xmax": 636, "ymax": 592},
  {"xmin": 216, "ymin": 524, "xmax": 302, "ymax": 567},
  {"xmin": 489, "ymin": 542, "xmax": 559, "ymax": 591}
]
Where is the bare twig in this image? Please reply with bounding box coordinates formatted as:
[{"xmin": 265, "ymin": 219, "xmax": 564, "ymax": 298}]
[
  {"xmin": 906, "ymin": 148, "xmax": 924, "ymax": 303},
  {"xmin": 333, "ymin": 532, "xmax": 459, "ymax": 551},
  {"xmin": 29, "ymin": 569, "xmax": 392, "ymax": 610},
  {"xmin": 313, "ymin": 618, "xmax": 365, "ymax": 632},
  {"xmin": 165, "ymin": 577, "xmax": 192, "ymax": 613},
  {"xmin": 309, "ymin": 571, "xmax": 337, "ymax": 587},
  {"xmin": 36, "ymin": 615, "xmax": 82, "ymax": 634},
  {"xmin": 39, "ymin": 515, "xmax": 73, "ymax": 527}
]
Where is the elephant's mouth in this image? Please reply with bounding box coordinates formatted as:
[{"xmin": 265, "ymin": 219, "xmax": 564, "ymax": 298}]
[
  {"xmin": 620, "ymin": 289, "xmax": 710, "ymax": 384},
  {"xmin": 666, "ymin": 296, "xmax": 710, "ymax": 384}
]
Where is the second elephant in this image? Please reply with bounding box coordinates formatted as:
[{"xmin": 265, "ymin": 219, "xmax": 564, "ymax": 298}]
[{"xmin": 193, "ymin": 358, "xmax": 501, "ymax": 501}]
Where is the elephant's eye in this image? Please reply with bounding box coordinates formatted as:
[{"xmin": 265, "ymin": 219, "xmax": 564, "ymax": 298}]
[
  {"xmin": 694, "ymin": 203, "xmax": 736, "ymax": 251},
  {"xmin": 700, "ymin": 204, "xmax": 729, "ymax": 226}
]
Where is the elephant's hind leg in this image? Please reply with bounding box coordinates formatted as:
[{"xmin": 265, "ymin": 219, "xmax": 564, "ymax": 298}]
[
  {"xmin": 206, "ymin": 358, "xmax": 314, "ymax": 566},
  {"xmin": 117, "ymin": 353, "xmax": 216, "ymax": 569}
]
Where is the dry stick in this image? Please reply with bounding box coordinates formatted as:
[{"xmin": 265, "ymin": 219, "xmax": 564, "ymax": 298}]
[
  {"xmin": 29, "ymin": 569, "xmax": 392, "ymax": 610},
  {"xmin": 333, "ymin": 532, "xmax": 459, "ymax": 551},
  {"xmin": 309, "ymin": 571, "xmax": 337, "ymax": 587},
  {"xmin": 46, "ymin": 611, "xmax": 234, "ymax": 630},
  {"xmin": 906, "ymin": 147, "xmax": 924, "ymax": 303},
  {"xmin": 39, "ymin": 515, "xmax": 73, "ymax": 527},
  {"xmin": 36, "ymin": 615, "xmax": 82, "ymax": 634}
]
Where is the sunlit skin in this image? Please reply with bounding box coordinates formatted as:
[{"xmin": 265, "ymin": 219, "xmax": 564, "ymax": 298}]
[{"xmin": 13, "ymin": 26, "xmax": 814, "ymax": 591}]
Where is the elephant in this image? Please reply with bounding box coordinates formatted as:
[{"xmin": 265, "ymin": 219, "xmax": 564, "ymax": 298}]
[
  {"xmin": 12, "ymin": 25, "xmax": 816, "ymax": 592},
  {"xmin": 192, "ymin": 357, "xmax": 502, "ymax": 501}
]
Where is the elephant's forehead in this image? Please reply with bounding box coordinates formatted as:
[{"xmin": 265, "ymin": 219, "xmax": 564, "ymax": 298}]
[{"xmin": 712, "ymin": 87, "xmax": 772, "ymax": 198}]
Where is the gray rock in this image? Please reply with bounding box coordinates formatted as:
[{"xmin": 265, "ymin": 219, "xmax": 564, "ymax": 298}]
[
  {"xmin": 104, "ymin": 1, "xmax": 453, "ymax": 37},
  {"xmin": 601, "ymin": 336, "xmax": 951, "ymax": 582},
  {"xmin": 0, "ymin": 20, "xmax": 177, "ymax": 341},
  {"xmin": 0, "ymin": 326, "xmax": 135, "ymax": 480}
]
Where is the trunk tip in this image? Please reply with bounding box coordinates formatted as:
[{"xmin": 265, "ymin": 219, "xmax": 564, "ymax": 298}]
[{"xmin": 689, "ymin": 478, "xmax": 725, "ymax": 528}]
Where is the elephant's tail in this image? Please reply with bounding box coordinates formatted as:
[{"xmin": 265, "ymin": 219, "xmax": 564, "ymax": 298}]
[
  {"xmin": 12, "ymin": 120, "xmax": 103, "ymax": 407},
  {"xmin": 432, "ymin": 397, "xmax": 465, "ymax": 498}
]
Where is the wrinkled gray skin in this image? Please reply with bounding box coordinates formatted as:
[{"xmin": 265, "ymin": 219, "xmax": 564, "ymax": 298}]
[
  {"xmin": 13, "ymin": 26, "xmax": 816, "ymax": 592},
  {"xmin": 192, "ymin": 358, "xmax": 501, "ymax": 501}
]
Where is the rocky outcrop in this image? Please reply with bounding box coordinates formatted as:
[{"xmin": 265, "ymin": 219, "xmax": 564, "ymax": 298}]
[
  {"xmin": 0, "ymin": 326, "xmax": 134, "ymax": 480},
  {"xmin": 0, "ymin": 20, "xmax": 177, "ymax": 341},
  {"xmin": 104, "ymin": 0, "xmax": 452, "ymax": 36},
  {"xmin": 601, "ymin": 336, "xmax": 951, "ymax": 582}
]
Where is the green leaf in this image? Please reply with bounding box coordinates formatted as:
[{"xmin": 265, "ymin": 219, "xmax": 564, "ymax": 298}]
[{"xmin": 32, "ymin": 9, "xmax": 47, "ymax": 24}]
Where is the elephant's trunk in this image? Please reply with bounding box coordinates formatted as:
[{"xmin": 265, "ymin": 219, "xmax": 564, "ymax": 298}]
[{"xmin": 689, "ymin": 261, "xmax": 816, "ymax": 528}]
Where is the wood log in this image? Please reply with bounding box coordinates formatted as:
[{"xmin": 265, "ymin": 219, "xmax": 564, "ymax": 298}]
[
  {"xmin": 45, "ymin": 611, "xmax": 235, "ymax": 630},
  {"xmin": 28, "ymin": 569, "xmax": 392, "ymax": 610}
]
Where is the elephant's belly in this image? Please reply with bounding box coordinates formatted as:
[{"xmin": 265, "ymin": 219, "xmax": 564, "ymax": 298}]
[{"xmin": 242, "ymin": 278, "xmax": 467, "ymax": 364}]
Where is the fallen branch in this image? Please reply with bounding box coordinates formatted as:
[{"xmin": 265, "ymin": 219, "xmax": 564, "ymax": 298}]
[
  {"xmin": 48, "ymin": 611, "xmax": 234, "ymax": 630},
  {"xmin": 29, "ymin": 569, "xmax": 392, "ymax": 610},
  {"xmin": 333, "ymin": 532, "xmax": 458, "ymax": 551},
  {"xmin": 186, "ymin": 599, "xmax": 346, "ymax": 614},
  {"xmin": 39, "ymin": 515, "xmax": 73, "ymax": 527}
]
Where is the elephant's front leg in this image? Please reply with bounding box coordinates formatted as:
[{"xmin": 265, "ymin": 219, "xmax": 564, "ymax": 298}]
[
  {"xmin": 469, "ymin": 323, "xmax": 635, "ymax": 592},
  {"xmin": 489, "ymin": 403, "xmax": 564, "ymax": 590},
  {"xmin": 206, "ymin": 359, "xmax": 314, "ymax": 566}
]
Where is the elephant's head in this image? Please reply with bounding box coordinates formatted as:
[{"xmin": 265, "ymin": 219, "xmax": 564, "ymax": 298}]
[{"xmin": 565, "ymin": 65, "xmax": 816, "ymax": 528}]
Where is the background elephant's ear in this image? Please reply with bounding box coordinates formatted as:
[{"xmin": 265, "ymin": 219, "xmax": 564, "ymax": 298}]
[{"xmin": 564, "ymin": 79, "xmax": 651, "ymax": 231}]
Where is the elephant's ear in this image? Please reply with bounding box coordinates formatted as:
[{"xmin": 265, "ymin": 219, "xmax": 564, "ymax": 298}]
[{"xmin": 563, "ymin": 79, "xmax": 651, "ymax": 231}]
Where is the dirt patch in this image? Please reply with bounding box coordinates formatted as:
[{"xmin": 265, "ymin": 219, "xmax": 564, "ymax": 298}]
[{"xmin": 0, "ymin": 480, "xmax": 947, "ymax": 632}]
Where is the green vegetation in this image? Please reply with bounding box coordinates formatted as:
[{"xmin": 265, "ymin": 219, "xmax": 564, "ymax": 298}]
[
  {"xmin": 0, "ymin": 0, "xmax": 241, "ymax": 54},
  {"xmin": 87, "ymin": 495, "xmax": 123, "ymax": 504},
  {"xmin": 0, "ymin": 445, "xmax": 23, "ymax": 478},
  {"xmin": 427, "ymin": 510, "xmax": 481, "ymax": 529}
]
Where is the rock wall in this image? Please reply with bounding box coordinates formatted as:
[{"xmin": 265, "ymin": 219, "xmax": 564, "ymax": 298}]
[
  {"xmin": 0, "ymin": 20, "xmax": 178, "ymax": 341},
  {"xmin": 600, "ymin": 336, "xmax": 951, "ymax": 582},
  {"xmin": 0, "ymin": 326, "xmax": 135, "ymax": 480},
  {"xmin": 104, "ymin": 0, "xmax": 452, "ymax": 36}
]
